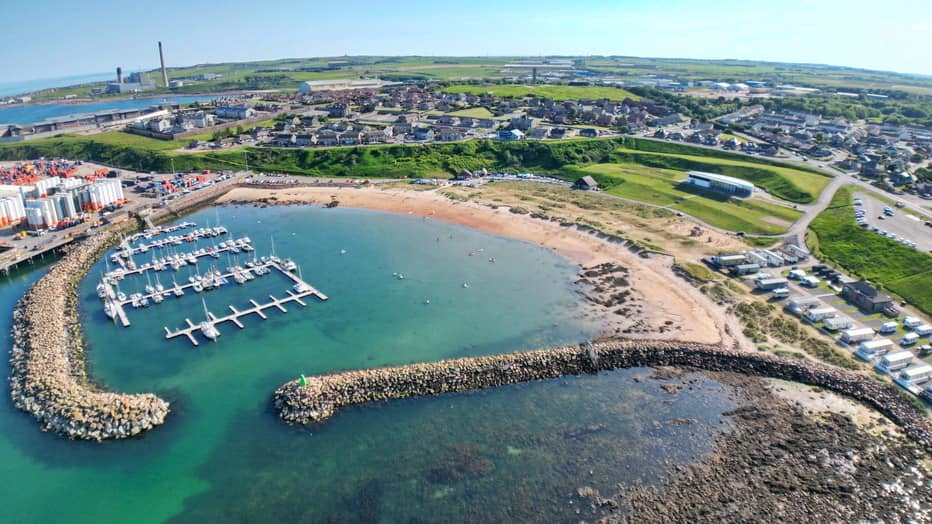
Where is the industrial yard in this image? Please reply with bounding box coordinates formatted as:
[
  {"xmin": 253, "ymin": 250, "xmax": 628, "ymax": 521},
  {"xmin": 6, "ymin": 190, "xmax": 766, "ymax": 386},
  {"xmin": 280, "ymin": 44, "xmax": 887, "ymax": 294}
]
[{"xmin": 0, "ymin": 159, "xmax": 241, "ymax": 273}]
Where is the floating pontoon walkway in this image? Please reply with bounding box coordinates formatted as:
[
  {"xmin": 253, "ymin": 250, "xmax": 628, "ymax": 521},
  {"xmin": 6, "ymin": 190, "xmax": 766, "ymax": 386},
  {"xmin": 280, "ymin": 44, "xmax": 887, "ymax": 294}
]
[
  {"xmin": 106, "ymin": 240, "xmax": 252, "ymax": 279},
  {"xmin": 109, "ymin": 261, "xmax": 277, "ymax": 310},
  {"xmin": 162, "ymin": 262, "xmax": 327, "ymax": 346}
]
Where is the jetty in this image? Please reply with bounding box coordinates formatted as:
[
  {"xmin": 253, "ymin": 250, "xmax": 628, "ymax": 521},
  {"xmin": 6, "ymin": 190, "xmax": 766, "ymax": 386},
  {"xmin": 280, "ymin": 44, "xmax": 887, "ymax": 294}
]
[
  {"xmin": 114, "ymin": 225, "xmax": 227, "ymax": 259},
  {"xmin": 106, "ymin": 237, "xmax": 251, "ymax": 278},
  {"xmin": 163, "ymin": 262, "xmax": 327, "ymax": 346}
]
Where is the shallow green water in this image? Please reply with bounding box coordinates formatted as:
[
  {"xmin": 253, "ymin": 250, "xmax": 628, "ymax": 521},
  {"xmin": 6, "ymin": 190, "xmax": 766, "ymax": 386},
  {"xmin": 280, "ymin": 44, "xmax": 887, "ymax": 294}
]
[{"xmin": 0, "ymin": 206, "xmax": 736, "ymax": 523}]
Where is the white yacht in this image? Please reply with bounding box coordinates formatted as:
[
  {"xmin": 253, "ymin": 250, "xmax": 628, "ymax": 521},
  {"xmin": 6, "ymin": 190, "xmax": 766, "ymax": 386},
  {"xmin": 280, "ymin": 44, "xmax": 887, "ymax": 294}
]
[
  {"xmin": 104, "ymin": 302, "xmax": 116, "ymax": 319},
  {"xmin": 199, "ymin": 299, "xmax": 220, "ymax": 340}
]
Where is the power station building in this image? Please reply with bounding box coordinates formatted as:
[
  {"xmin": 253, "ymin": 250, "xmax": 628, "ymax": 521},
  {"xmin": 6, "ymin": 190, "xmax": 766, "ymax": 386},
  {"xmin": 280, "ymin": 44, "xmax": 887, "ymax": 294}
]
[{"xmin": 684, "ymin": 171, "xmax": 754, "ymax": 198}]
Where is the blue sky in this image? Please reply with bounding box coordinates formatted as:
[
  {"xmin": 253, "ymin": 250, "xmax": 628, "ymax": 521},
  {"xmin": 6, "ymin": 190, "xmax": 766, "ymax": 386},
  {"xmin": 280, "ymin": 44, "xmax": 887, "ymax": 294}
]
[{"xmin": 2, "ymin": 0, "xmax": 930, "ymax": 82}]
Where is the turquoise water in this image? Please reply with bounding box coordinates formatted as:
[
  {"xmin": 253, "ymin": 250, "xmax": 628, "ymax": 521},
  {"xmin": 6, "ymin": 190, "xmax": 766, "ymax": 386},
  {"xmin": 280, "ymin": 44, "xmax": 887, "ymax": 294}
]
[
  {"xmin": 0, "ymin": 96, "xmax": 218, "ymax": 125},
  {"xmin": 0, "ymin": 205, "xmax": 736, "ymax": 522}
]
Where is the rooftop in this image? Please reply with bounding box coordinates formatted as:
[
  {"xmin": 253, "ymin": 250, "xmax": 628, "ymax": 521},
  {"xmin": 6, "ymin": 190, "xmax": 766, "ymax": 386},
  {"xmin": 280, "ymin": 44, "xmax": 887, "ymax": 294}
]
[{"xmin": 686, "ymin": 171, "xmax": 755, "ymax": 192}]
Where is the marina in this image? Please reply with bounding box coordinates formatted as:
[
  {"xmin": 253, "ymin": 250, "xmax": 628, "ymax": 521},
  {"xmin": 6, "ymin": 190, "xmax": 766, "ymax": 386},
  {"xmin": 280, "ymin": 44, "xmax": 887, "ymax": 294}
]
[
  {"xmin": 97, "ymin": 219, "xmax": 327, "ymax": 342},
  {"xmin": 163, "ymin": 287, "xmax": 325, "ymax": 347}
]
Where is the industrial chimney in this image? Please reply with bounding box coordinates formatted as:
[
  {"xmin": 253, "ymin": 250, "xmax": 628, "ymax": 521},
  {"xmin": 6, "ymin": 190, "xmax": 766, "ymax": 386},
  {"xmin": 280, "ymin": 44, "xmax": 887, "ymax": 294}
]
[
  {"xmin": 116, "ymin": 67, "xmax": 123, "ymax": 84},
  {"xmin": 158, "ymin": 41, "xmax": 169, "ymax": 87}
]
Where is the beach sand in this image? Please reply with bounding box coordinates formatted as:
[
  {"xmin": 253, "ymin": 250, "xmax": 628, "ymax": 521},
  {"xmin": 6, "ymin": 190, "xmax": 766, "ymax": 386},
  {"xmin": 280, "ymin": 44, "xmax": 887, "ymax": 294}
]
[{"xmin": 219, "ymin": 185, "xmax": 736, "ymax": 346}]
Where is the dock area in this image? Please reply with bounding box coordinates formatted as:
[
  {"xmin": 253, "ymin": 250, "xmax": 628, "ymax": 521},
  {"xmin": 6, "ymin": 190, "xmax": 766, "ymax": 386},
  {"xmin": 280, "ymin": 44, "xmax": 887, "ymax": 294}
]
[
  {"xmin": 105, "ymin": 238, "xmax": 252, "ymax": 278},
  {"xmin": 115, "ymin": 224, "xmax": 226, "ymax": 258},
  {"xmin": 163, "ymin": 261, "xmax": 327, "ymax": 346},
  {"xmin": 99, "ymin": 218, "xmax": 328, "ymax": 347},
  {"xmin": 108, "ymin": 260, "xmax": 278, "ymax": 310}
]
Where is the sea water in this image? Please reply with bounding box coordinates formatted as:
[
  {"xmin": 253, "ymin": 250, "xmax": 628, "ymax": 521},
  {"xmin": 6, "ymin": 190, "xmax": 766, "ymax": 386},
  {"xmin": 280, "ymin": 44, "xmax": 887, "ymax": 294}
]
[
  {"xmin": 0, "ymin": 96, "xmax": 218, "ymax": 126},
  {"xmin": 0, "ymin": 205, "xmax": 736, "ymax": 523}
]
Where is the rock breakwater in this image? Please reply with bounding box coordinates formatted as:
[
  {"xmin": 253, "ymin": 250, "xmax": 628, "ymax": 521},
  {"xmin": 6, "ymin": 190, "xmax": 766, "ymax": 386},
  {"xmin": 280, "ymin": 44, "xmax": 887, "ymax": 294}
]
[
  {"xmin": 9, "ymin": 226, "xmax": 169, "ymax": 440},
  {"xmin": 274, "ymin": 340, "xmax": 932, "ymax": 449}
]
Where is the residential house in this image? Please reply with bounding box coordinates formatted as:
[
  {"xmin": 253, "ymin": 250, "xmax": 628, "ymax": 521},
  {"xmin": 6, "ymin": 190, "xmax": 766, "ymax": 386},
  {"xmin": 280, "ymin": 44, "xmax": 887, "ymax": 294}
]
[
  {"xmin": 294, "ymin": 133, "xmax": 317, "ymax": 147},
  {"xmin": 317, "ymin": 130, "xmax": 339, "ymax": 147},
  {"xmin": 510, "ymin": 116, "xmax": 535, "ymax": 131},
  {"xmin": 438, "ymin": 128, "xmax": 463, "ymax": 142},
  {"xmin": 327, "ymin": 103, "xmax": 351, "ymax": 118},
  {"xmin": 215, "ymin": 106, "xmax": 256, "ymax": 120},
  {"xmin": 413, "ymin": 127, "xmax": 435, "ymax": 141},
  {"xmin": 499, "ymin": 129, "xmax": 525, "ymax": 141},
  {"xmin": 339, "ymin": 132, "xmax": 363, "ymax": 146},
  {"xmin": 891, "ymin": 171, "xmax": 915, "ymax": 185},
  {"xmin": 579, "ymin": 128, "xmax": 600, "ymax": 138},
  {"xmin": 527, "ymin": 127, "xmax": 550, "ymax": 140}
]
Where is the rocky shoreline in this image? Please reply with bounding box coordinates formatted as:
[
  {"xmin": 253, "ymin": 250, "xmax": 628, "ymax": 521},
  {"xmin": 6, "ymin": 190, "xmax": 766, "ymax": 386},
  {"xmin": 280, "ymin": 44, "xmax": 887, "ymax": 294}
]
[
  {"xmin": 9, "ymin": 226, "xmax": 169, "ymax": 440},
  {"xmin": 274, "ymin": 339, "xmax": 932, "ymax": 450},
  {"xmin": 7, "ymin": 186, "xmax": 234, "ymax": 441}
]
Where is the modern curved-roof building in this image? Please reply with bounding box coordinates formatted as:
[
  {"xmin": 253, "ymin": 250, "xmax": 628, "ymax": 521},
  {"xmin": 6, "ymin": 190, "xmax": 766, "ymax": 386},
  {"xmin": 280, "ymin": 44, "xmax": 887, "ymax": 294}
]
[{"xmin": 685, "ymin": 171, "xmax": 755, "ymax": 198}]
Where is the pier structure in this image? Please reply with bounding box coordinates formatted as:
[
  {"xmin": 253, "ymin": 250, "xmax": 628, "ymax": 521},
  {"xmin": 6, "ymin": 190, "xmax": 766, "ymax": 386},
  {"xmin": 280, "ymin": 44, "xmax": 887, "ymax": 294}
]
[
  {"xmin": 163, "ymin": 261, "xmax": 327, "ymax": 346},
  {"xmin": 105, "ymin": 239, "xmax": 252, "ymax": 279},
  {"xmin": 106, "ymin": 260, "xmax": 277, "ymax": 312},
  {"xmin": 115, "ymin": 225, "xmax": 227, "ymax": 259}
]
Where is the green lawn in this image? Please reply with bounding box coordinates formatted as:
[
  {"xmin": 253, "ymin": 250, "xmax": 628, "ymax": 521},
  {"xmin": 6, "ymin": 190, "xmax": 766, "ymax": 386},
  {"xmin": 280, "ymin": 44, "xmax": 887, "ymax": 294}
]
[
  {"xmin": 447, "ymin": 107, "xmax": 495, "ymax": 118},
  {"xmin": 52, "ymin": 132, "xmax": 183, "ymax": 151},
  {"xmin": 808, "ymin": 185, "xmax": 932, "ymax": 315},
  {"xmin": 582, "ymin": 163, "xmax": 802, "ymax": 235},
  {"xmin": 611, "ymin": 146, "xmax": 830, "ymax": 204},
  {"xmin": 442, "ymin": 84, "xmax": 641, "ymax": 101}
]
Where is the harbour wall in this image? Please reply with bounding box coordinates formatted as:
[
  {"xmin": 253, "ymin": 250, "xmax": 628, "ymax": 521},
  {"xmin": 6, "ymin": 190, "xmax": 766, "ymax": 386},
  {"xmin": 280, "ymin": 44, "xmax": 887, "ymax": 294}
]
[
  {"xmin": 273, "ymin": 340, "xmax": 932, "ymax": 450},
  {"xmin": 9, "ymin": 224, "xmax": 169, "ymax": 440},
  {"xmin": 8, "ymin": 182, "xmax": 238, "ymax": 440}
]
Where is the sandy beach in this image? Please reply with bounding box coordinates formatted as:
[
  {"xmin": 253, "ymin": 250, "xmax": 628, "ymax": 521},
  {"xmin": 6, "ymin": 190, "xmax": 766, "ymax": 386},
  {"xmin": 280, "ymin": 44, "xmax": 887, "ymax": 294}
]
[{"xmin": 219, "ymin": 185, "xmax": 735, "ymax": 346}]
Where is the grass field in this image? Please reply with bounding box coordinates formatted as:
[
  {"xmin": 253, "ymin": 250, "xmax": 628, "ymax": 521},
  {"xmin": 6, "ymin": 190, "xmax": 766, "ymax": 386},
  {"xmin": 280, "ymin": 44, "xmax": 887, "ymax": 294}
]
[
  {"xmin": 609, "ymin": 145, "xmax": 830, "ymax": 204},
  {"xmin": 581, "ymin": 163, "xmax": 802, "ymax": 235},
  {"xmin": 808, "ymin": 185, "xmax": 932, "ymax": 316},
  {"xmin": 442, "ymin": 84, "xmax": 641, "ymax": 101},
  {"xmin": 447, "ymin": 107, "xmax": 495, "ymax": 118}
]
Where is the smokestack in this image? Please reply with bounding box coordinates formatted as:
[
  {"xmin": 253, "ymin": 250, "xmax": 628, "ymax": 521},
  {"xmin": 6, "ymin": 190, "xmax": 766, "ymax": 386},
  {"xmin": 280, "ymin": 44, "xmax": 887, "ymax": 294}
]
[
  {"xmin": 158, "ymin": 41, "xmax": 169, "ymax": 88},
  {"xmin": 116, "ymin": 67, "xmax": 123, "ymax": 84}
]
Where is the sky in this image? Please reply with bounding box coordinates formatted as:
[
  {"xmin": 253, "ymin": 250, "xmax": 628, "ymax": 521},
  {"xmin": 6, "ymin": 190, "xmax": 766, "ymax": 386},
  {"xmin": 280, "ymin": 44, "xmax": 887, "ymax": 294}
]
[{"xmin": 1, "ymin": 0, "xmax": 931, "ymax": 83}]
